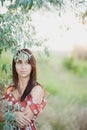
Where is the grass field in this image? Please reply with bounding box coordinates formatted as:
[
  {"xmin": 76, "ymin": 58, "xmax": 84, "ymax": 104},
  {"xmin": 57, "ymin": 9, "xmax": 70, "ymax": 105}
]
[{"xmin": 0, "ymin": 51, "xmax": 87, "ymax": 130}]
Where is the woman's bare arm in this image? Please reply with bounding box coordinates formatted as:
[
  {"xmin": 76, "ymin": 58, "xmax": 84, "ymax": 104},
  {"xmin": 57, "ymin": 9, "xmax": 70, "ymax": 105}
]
[{"xmin": 23, "ymin": 85, "xmax": 44, "ymax": 120}]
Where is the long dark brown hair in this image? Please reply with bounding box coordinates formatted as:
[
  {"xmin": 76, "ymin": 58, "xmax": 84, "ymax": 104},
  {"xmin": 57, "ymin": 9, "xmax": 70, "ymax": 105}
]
[{"xmin": 12, "ymin": 48, "xmax": 38, "ymax": 101}]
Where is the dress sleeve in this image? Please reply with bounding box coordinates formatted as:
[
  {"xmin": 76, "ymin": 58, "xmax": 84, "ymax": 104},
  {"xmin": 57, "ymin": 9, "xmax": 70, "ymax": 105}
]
[
  {"xmin": 27, "ymin": 94, "xmax": 46, "ymax": 116},
  {"xmin": 4, "ymin": 92, "xmax": 8, "ymax": 99},
  {"xmin": 4, "ymin": 86, "xmax": 14, "ymax": 98}
]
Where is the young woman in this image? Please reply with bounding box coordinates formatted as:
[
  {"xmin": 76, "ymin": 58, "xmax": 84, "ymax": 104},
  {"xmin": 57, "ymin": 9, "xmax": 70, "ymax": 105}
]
[{"xmin": 0, "ymin": 49, "xmax": 46, "ymax": 130}]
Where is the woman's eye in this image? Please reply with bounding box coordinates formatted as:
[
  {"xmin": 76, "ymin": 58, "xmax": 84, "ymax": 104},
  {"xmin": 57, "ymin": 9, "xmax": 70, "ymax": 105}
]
[
  {"xmin": 16, "ymin": 60, "xmax": 22, "ymax": 64},
  {"xmin": 16, "ymin": 60, "xmax": 29, "ymax": 65},
  {"xmin": 25, "ymin": 61, "xmax": 29, "ymax": 64}
]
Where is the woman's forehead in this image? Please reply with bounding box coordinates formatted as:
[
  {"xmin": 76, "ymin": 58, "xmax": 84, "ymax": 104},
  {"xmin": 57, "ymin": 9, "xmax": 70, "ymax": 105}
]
[{"xmin": 16, "ymin": 57, "xmax": 28, "ymax": 62}]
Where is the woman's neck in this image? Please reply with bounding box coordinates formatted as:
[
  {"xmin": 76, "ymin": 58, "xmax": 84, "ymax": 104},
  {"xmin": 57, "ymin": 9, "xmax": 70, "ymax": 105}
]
[{"xmin": 18, "ymin": 77, "xmax": 30, "ymax": 95}]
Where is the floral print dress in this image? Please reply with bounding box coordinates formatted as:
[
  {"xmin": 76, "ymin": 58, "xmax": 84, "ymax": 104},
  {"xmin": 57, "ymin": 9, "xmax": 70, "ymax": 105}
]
[{"xmin": 4, "ymin": 90, "xmax": 46, "ymax": 130}]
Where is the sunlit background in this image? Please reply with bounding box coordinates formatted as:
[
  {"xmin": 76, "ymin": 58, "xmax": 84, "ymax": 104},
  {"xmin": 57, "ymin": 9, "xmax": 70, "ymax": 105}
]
[{"xmin": 31, "ymin": 2, "xmax": 87, "ymax": 52}]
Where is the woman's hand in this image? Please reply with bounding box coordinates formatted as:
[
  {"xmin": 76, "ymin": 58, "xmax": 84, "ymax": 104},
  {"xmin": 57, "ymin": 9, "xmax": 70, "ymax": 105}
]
[
  {"xmin": 23, "ymin": 105, "xmax": 33, "ymax": 120},
  {"xmin": 14, "ymin": 111, "xmax": 31, "ymax": 128}
]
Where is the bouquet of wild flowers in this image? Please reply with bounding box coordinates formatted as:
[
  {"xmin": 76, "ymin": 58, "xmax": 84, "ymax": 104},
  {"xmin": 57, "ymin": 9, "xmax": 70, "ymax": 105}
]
[{"xmin": 0, "ymin": 95, "xmax": 19, "ymax": 130}]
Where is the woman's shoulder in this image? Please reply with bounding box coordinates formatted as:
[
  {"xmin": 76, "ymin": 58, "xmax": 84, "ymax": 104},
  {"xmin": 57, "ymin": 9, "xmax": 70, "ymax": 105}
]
[
  {"xmin": 30, "ymin": 83, "xmax": 45, "ymax": 104},
  {"xmin": 5, "ymin": 85, "xmax": 15, "ymax": 95},
  {"xmin": 32, "ymin": 83, "xmax": 44, "ymax": 95}
]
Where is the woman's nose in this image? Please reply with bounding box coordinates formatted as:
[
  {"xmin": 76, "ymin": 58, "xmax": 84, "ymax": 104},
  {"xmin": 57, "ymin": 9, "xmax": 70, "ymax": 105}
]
[{"xmin": 21, "ymin": 63, "xmax": 26, "ymax": 69}]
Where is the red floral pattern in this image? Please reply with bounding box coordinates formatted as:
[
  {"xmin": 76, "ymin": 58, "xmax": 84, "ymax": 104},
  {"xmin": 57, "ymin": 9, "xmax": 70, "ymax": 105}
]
[{"xmin": 4, "ymin": 91, "xmax": 46, "ymax": 130}]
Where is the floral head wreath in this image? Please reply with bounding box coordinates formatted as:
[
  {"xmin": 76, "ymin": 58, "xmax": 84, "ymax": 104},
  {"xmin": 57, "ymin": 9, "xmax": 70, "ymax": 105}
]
[{"xmin": 13, "ymin": 50, "xmax": 32, "ymax": 62}]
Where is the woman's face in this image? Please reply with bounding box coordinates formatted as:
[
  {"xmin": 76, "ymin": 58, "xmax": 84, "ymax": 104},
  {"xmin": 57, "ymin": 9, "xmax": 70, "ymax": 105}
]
[{"xmin": 15, "ymin": 58, "xmax": 32, "ymax": 79}]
